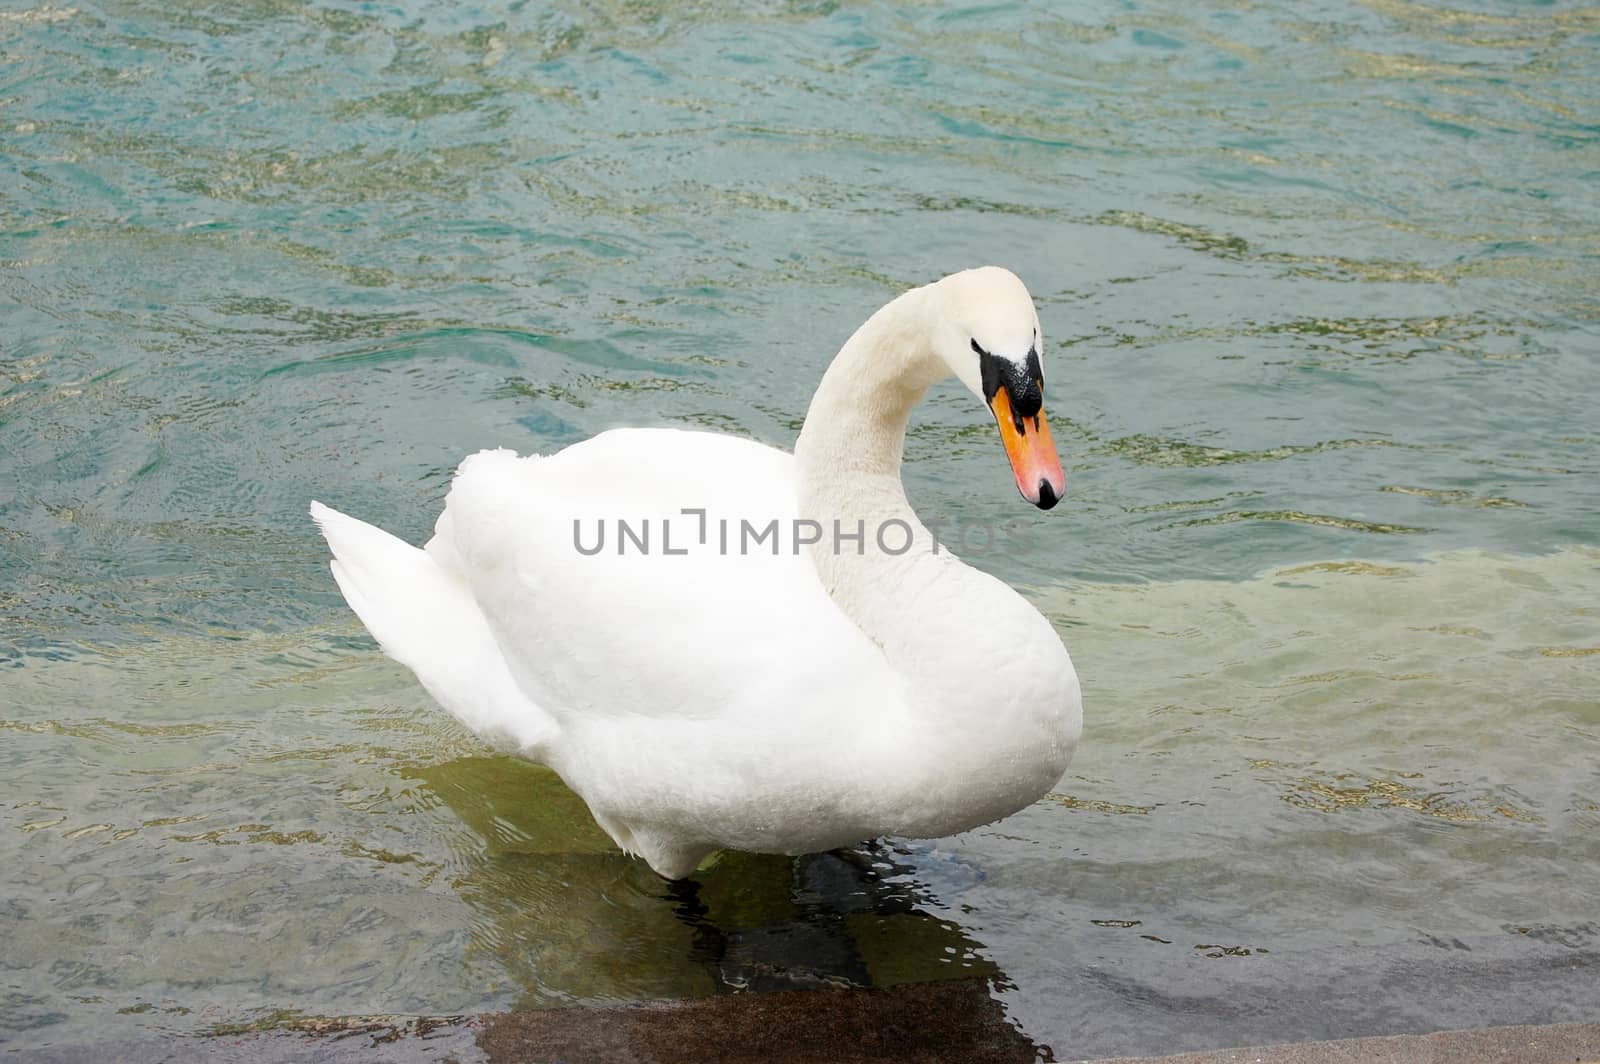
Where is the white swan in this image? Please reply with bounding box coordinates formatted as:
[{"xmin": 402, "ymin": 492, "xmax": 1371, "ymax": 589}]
[{"xmin": 311, "ymin": 266, "xmax": 1082, "ymax": 879}]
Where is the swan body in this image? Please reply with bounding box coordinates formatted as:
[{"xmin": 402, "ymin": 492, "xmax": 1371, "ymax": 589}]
[{"xmin": 313, "ymin": 267, "xmax": 1082, "ymax": 878}]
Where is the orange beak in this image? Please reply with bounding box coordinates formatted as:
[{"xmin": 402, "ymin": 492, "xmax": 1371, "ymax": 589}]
[{"xmin": 990, "ymin": 386, "xmax": 1065, "ymax": 510}]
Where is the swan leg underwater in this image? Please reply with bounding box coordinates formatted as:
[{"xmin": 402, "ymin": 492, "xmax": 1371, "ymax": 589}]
[{"xmin": 311, "ymin": 266, "xmax": 1083, "ymax": 879}]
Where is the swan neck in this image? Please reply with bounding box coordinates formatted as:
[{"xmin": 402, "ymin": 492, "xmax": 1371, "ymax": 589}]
[
  {"xmin": 791, "ymin": 284, "xmax": 968, "ymax": 646},
  {"xmin": 794, "ymin": 284, "xmax": 943, "ymax": 492}
]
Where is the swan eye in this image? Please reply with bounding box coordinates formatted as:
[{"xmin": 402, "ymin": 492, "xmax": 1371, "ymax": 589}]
[{"xmin": 970, "ymin": 338, "xmax": 987, "ymax": 357}]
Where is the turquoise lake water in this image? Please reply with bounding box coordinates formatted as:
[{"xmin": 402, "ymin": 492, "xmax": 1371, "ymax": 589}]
[{"xmin": 2, "ymin": 0, "xmax": 1598, "ymax": 1057}]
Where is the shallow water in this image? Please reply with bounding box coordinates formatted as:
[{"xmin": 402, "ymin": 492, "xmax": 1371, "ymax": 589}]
[{"xmin": 2, "ymin": 0, "xmax": 1598, "ymax": 1057}]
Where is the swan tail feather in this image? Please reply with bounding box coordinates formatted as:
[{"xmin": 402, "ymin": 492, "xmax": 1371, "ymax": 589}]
[{"xmin": 309, "ymin": 500, "xmax": 557, "ymax": 757}]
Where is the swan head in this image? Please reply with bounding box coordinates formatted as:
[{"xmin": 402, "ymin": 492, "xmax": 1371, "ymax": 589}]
[{"xmin": 929, "ymin": 267, "xmax": 1066, "ymax": 510}]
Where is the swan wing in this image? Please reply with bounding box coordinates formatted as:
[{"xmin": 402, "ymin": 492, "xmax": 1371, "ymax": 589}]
[
  {"xmin": 429, "ymin": 428, "xmax": 888, "ymax": 733},
  {"xmin": 310, "ymin": 500, "xmax": 557, "ymax": 756}
]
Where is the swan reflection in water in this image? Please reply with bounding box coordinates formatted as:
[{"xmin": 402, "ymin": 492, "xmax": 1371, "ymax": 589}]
[{"xmin": 413, "ymin": 755, "xmax": 1053, "ymax": 1062}]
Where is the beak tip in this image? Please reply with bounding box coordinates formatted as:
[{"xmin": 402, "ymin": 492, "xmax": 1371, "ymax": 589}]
[{"xmin": 1034, "ymin": 480, "xmax": 1060, "ymax": 510}]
